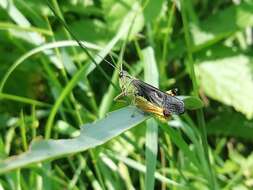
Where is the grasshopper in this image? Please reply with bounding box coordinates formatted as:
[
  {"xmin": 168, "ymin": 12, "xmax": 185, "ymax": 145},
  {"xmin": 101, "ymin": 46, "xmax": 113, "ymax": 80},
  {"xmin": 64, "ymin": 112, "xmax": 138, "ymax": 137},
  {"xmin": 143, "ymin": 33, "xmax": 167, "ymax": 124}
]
[
  {"xmin": 114, "ymin": 70, "xmax": 184, "ymax": 120},
  {"xmin": 47, "ymin": 2, "xmax": 184, "ymax": 121}
]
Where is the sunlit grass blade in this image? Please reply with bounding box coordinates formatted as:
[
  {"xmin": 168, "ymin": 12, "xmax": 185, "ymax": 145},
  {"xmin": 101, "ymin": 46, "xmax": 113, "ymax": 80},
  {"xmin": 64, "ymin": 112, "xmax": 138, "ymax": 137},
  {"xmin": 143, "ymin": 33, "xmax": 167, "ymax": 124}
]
[
  {"xmin": 142, "ymin": 46, "xmax": 159, "ymax": 190},
  {"xmin": 0, "ymin": 93, "xmax": 51, "ymax": 107},
  {"xmin": 107, "ymin": 150, "xmax": 185, "ymax": 188},
  {"xmin": 0, "ymin": 22, "xmax": 52, "ymax": 35}
]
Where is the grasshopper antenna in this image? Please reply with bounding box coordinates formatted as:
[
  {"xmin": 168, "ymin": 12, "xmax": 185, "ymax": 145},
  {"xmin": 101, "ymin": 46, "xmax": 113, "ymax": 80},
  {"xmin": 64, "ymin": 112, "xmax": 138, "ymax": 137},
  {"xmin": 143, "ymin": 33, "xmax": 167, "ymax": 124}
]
[
  {"xmin": 103, "ymin": 54, "xmax": 120, "ymax": 72},
  {"xmin": 46, "ymin": 1, "xmax": 119, "ymax": 90}
]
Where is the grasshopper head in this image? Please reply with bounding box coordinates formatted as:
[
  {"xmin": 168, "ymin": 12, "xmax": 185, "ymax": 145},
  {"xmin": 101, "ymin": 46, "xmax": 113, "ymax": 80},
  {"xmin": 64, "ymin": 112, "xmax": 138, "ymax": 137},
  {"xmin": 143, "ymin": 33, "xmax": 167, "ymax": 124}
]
[
  {"xmin": 118, "ymin": 70, "xmax": 135, "ymax": 92},
  {"xmin": 119, "ymin": 70, "xmax": 129, "ymax": 78},
  {"xmin": 119, "ymin": 71, "xmax": 124, "ymax": 78}
]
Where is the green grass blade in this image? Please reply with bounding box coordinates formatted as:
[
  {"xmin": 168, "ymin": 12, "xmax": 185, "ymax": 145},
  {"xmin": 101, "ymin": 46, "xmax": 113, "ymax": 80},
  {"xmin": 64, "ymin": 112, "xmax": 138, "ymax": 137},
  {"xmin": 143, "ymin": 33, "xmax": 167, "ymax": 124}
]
[
  {"xmin": 180, "ymin": 0, "xmax": 217, "ymax": 188},
  {"xmin": 0, "ymin": 106, "xmax": 147, "ymax": 174},
  {"xmin": 44, "ymin": 35, "xmax": 122, "ymax": 139},
  {"xmin": 98, "ymin": 64, "xmax": 119, "ymax": 119},
  {"xmin": 0, "ymin": 40, "xmax": 101, "ymax": 92},
  {"xmin": 107, "ymin": 150, "xmax": 185, "ymax": 188},
  {"xmin": 0, "ymin": 22, "xmax": 52, "ymax": 35},
  {"xmin": 0, "ymin": 0, "xmax": 44, "ymax": 45},
  {"xmin": 44, "ymin": 2, "xmax": 142, "ymax": 138},
  {"xmin": 160, "ymin": 124, "xmax": 200, "ymax": 170},
  {"xmin": 0, "ymin": 93, "xmax": 51, "ymax": 107},
  {"xmin": 19, "ymin": 110, "xmax": 28, "ymax": 152},
  {"xmin": 142, "ymin": 46, "xmax": 159, "ymax": 190}
]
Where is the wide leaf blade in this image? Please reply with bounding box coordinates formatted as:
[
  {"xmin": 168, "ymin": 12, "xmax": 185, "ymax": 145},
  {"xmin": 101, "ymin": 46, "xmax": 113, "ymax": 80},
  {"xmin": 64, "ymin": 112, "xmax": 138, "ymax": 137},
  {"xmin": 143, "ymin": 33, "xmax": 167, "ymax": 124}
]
[
  {"xmin": 197, "ymin": 55, "xmax": 253, "ymax": 119},
  {"xmin": 0, "ymin": 106, "xmax": 147, "ymax": 174}
]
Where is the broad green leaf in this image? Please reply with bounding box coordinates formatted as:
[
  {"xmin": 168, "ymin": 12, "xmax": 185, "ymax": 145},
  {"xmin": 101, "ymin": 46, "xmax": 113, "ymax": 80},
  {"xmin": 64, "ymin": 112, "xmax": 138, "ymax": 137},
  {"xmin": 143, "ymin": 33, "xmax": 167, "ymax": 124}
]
[
  {"xmin": 102, "ymin": 0, "xmax": 144, "ymax": 39},
  {"xmin": 196, "ymin": 55, "xmax": 253, "ymax": 119},
  {"xmin": 143, "ymin": 0, "xmax": 164, "ymax": 23},
  {"xmin": 170, "ymin": 2, "xmax": 253, "ymax": 60},
  {"xmin": 58, "ymin": 20, "xmax": 110, "ymax": 44},
  {"xmin": 60, "ymin": 3, "xmax": 103, "ymax": 17},
  {"xmin": 207, "ymin": 111, "xmax": 253, "ymax": 140},
  {"xmin": 181, "ymin": 96, "xmax": 204, "ymax": 110},
  {"xmin": 191, "ymin": 1, "xmax": 253, "ymax": 46},
  {"xmin": 0, "ymin": 106, "xmax": 147, "ymax": 174}
]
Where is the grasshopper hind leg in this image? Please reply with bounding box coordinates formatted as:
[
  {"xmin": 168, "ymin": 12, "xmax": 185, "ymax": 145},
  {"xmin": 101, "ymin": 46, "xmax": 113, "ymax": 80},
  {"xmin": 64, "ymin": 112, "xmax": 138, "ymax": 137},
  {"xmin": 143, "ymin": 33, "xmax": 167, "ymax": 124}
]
[{"xmin": 130, "ymin": 96, "xmax": 144, "ymax": 118}]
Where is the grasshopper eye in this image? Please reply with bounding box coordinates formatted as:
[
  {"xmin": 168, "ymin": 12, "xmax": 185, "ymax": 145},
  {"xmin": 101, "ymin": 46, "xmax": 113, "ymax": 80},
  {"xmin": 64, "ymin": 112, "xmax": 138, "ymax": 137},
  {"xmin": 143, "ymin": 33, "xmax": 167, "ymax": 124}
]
[{"xmin": 119, "ymin": 71, "xmax": 124, "ymax": 78}]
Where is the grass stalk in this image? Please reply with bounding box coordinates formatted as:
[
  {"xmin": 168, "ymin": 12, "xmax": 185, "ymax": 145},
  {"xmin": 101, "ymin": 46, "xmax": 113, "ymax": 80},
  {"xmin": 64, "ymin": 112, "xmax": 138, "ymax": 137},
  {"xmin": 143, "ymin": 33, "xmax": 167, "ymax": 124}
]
[
  {"xmin": 161, "ymin": 2, "xmax": 176, "ymax": 78},
  {"xmin": 143, "ymin": 46, "xmax": 159, "ymax": 190},
  {"xmin": 19, "ymin": 110, "xmax": 28, "ymax": 151},
  {"xmin": 0, "ymin": 93, "xmax": 50, "ymax": 107},
  {"xmin": 45, "ymin": 14, "xmax": 84, "ymax": 126},
  {"xmin": 180, "ymin": 0, "xmax": 217, "ymax": 188}
]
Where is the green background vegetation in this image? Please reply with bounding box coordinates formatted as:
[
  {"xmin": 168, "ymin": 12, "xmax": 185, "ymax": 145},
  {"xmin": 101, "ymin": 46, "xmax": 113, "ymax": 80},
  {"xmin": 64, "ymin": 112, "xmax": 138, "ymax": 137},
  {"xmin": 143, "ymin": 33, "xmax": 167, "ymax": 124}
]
[{"xmin": 1, "ymin": 0, "xmax": 253, "ymax": 189}]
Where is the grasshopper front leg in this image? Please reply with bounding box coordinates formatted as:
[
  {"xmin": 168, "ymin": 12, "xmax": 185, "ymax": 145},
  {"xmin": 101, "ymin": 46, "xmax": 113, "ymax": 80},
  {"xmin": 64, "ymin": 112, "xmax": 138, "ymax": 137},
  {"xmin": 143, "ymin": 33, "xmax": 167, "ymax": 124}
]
[
  {"xmin": 114, "ymin": 78, "xmax": 135, "ymax": 101},
  {"xmin": 114, "ymin": 90, "xmax": 127, "ymax": 101}
]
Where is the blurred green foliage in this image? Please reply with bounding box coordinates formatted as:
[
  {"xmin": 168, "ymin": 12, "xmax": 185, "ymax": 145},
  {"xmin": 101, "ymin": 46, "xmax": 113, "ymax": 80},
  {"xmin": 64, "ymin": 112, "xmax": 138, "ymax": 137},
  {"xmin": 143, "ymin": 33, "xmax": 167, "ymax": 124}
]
[{"xmin": 0, "ymin": 0, "xmax": 253, "ymax": 189}]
